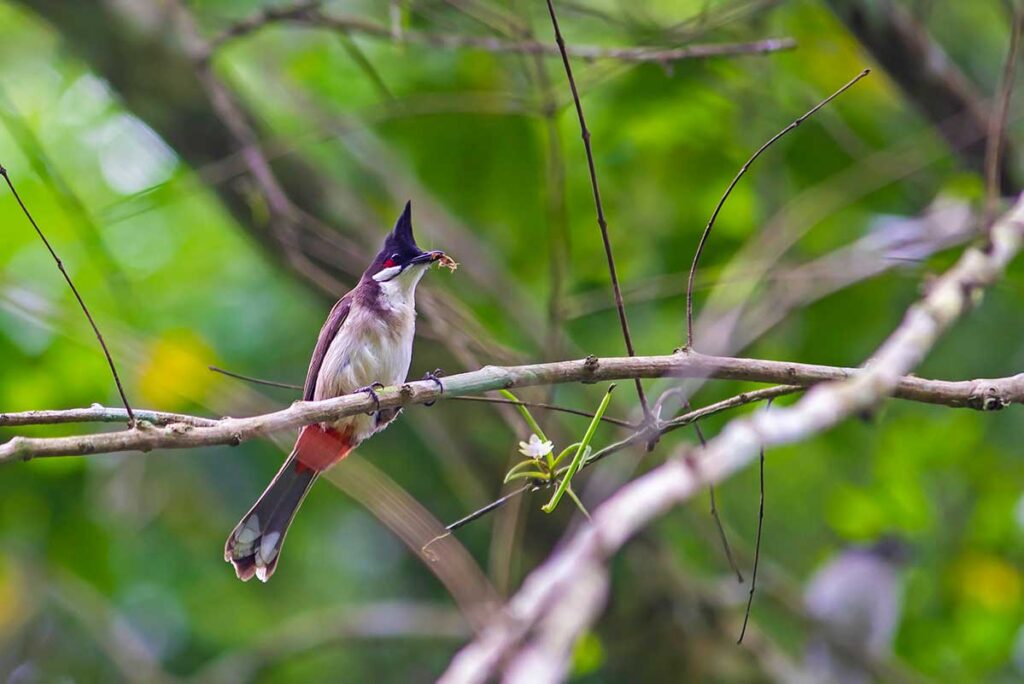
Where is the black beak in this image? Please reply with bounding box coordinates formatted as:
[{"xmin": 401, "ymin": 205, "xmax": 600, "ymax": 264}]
[{"xmin": 408, "ymin": 250, "xmax": 445, "ymax": 266}]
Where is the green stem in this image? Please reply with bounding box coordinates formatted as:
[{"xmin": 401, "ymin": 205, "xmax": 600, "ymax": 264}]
[
  {"xmin": 542, "ymin": 385, "xmax": 615, "ymax": 513},
  {"xmin": 500, "ymin": 389, "xmax": 549, "ymax": 443}
]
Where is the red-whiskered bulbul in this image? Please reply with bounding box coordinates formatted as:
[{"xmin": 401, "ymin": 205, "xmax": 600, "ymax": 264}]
[{"xmin": 225, "ymin": 202, "xmax": 448, "ymax": 582}]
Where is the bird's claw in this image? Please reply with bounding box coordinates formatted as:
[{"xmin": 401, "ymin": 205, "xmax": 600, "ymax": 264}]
[
  {"xmin": 359, "ymin": 382, "xmax": 386, "ymax": 415},
  {"xmin": 422, "ymin": 369, "xmax": 445, "ymax": 406}
]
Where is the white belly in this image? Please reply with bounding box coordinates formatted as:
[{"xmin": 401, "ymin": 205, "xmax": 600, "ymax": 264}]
[{"xmin": 314, "ymin": 300, "xmax": 416, "ymax": 443}]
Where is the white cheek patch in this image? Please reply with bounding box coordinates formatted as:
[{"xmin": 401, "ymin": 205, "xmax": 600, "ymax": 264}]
[{"xmin": 373, "ymin": 265, "xmax": 402, "ymax": 282}]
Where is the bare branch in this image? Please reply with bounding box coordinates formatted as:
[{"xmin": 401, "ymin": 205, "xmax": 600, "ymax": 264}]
[
  {"xmin": 688, "ymin": 406, "xmax": 744, "ymax": 583},
  {"xmin": 4, "ymin": 348, "xmax": 1023, "ymax": 461},
  {"xmin": 439, "ymin": 195, "xmax": 1024, "ymax": 684}
]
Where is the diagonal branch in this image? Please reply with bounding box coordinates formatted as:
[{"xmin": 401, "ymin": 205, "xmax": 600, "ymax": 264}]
[{"xmin": 438, "ymin": 194, "xmax": 1024, "ymax": 684}]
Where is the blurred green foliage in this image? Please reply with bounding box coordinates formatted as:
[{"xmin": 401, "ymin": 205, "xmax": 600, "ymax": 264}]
[{"xmin": 1, "ymin": 0, "xmax": 1024, "ymax": 681}]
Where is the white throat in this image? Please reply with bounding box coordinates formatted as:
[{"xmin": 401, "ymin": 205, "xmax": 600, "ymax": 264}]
[{"xmin": 377, "ymin": 264, "xmax": 428, "ymax": 307}]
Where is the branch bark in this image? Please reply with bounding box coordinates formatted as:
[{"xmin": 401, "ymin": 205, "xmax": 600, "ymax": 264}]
[{"xmin": 3, "ymin": 348, "xmax": 1022, "ymax": 462}]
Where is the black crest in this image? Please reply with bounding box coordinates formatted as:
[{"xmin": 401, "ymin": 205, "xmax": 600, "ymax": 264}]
[{"xmin": 364, "ymin": 201, "xmax": 426, "ymax": 278}]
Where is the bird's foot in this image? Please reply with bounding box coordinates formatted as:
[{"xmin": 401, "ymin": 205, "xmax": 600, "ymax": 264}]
[
  {"xmin": 422, "ymin": 369, "xmax": 445, "ymax": 406},
  {"xmin": 358, "ymin": 382, "xmax": 386, "ymax": 415}
]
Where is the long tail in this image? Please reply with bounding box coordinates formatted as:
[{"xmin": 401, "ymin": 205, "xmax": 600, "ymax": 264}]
[{"xmin": 225, "ymin": 425, "xmax": 353, "ymax": 582}]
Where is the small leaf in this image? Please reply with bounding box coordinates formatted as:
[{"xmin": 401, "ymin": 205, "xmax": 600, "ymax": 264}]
[
  {"xmin": 504, "ymin": 459, "xmax": 542, "ymax": 481},
  {"xmin": 551, "ymin": 442, "xmax": 583, "ymax": 469},
  {"xmin": 504, "ymin": 471, "xmax": 552, "ymax": 483},
  {"xmin": 565, "ymin": 485, "xmax": 591, "ymax": 519}
]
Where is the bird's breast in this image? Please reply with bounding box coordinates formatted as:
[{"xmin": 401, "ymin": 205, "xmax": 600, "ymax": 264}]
[{"xmin": 315, "ymin": 301, "xmax": 416, "ymax": 402}]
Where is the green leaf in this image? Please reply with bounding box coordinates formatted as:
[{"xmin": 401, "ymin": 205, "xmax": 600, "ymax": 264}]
[
  {"xmin": 504, "ymin": 471, "xmax": 553, "ymax": 483},
  {"xmin": 551, "ymin": 442, "xmax": 583, "ymax": 469},
  {"xmin": 542, "ymin": 385, "xmax": 615, "ymax": 514},
  {"xmin": 565, "ymin": 483, "xmax": 591, "ymax": 519},
  {"xmin": 503, "ymin": 459, "xmax": 543, "ymax": 482}
]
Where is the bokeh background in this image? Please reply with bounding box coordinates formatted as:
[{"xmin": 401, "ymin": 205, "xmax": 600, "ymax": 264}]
[{"xmin": 1, "ymin": 0, "xmax": 1024, "ymax": 681}]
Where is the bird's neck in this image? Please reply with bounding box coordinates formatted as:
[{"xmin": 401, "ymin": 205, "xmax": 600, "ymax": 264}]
[{"xmin": 358, "ymin": 268, "xmax": 426, "ymax": 313}]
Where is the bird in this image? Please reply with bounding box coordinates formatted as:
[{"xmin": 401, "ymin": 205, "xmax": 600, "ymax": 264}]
[
  {"xmin": 803, "ymin": 536, "xmax": 911, "ymax": 684},
  {"xmin": 225, "ymin": 202, "xmax": 448, "ymax": 582}
]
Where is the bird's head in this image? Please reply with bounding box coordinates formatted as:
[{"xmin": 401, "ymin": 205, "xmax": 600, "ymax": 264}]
[{"xmin": 365, "ymin": 201, "xmax": 446, "ymax": 286}]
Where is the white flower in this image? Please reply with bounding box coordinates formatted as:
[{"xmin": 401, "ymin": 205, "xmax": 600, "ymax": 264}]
[{"xmin": 518, "ymin": 433, "xmax": 553, "ymax": 460}]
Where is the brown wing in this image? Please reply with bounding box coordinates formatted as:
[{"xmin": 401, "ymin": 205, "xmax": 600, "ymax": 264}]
[{"xmin": 302, "ymin": 293, "xmax": 352, "ymax": 401}]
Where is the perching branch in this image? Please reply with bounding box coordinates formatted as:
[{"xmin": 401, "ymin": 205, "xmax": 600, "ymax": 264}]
[
  {"xmin": 202, "ymin": 1, "xmax": 795, "ymax": 65},
  {"xmin": 3, "ymin": 347, "xmax": 1022, "ymax": 462},
  {"xmin": 438, "ymin": 194, "xmax": 1024, "ymax": 684},
  {"xmin": 207, "ymin": 364, "xmax": 637, "ymax": 428}
]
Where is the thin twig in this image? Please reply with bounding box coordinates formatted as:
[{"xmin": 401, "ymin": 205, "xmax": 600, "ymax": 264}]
[
  {"xmin": 684, "ymin": 69, "xmax": 871, "ymax": 348},
  {"xmin": 208, "ymin": 365, "xmax": 303, "ymax": 390},
  {"xmin": 0, "ymin": 165, "xmax": 136, "ymax": 427},
  {"xmin": 203, "ymin": 3, "xmax": 796, "ymax": 64},
  {"xmin": 449, "ymin": 396, "xmax": 635, "ymax": 428},
  {"xmin": 441, "ymin": 484, "xmax": 533, "ymax": 535},
  {"xmin": 690, "ymin": 408, "xmax": 743, "ymax": 583},
  {"xmin": 544, "ymin": 0, "xmax": 650, "ymax": 419},
  {"xmin": 985, "ymin": 5, "xmax": 1022, "ymax": 224},
  {"xmin": 738, "ymin": 396, "xmax": 774, "ymax": 644}
]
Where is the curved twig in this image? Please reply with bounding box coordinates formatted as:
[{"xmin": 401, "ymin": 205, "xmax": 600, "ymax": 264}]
[{"xmin": 684, "ymin": 69, "xmax": 871, "ymax": 348}]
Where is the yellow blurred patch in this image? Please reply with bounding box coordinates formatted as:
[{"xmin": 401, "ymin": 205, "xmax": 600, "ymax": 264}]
[
  {"xmin": 0, "ymin": 559, "xmax": 33, "ymax": 639},
  {"xmin": 138, "ymin": 331, "xmax": 216, "ymax": 409},
  {"xmin": 952, "ymin": 553, "xmax": 1022, "ymax": 612}
]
